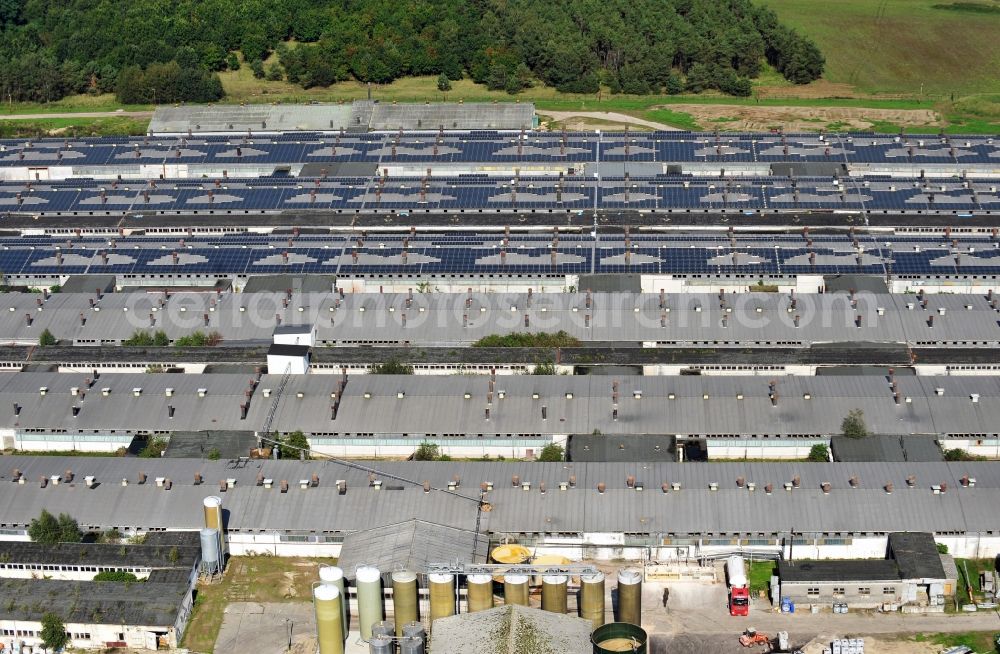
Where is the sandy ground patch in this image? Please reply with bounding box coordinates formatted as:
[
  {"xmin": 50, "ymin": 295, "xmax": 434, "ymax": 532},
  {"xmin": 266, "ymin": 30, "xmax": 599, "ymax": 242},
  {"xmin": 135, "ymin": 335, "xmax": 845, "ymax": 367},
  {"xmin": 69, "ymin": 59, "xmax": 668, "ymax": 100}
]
[
  {"xmin": 664, "ymin": 104, "xmax": 941, "ymax": 132},
  {"xmin": 756, "ymin": 80, "xmax": 865, "ymax": 100},
  {"xmin": 540, "ymin": 111, "xmax": 681, "ymax": 131}
]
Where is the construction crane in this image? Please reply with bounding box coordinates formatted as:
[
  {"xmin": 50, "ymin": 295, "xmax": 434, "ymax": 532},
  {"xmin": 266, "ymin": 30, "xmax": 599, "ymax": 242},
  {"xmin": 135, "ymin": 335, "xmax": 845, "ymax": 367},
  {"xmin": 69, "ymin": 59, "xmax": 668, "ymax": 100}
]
[{"xmin": 260, "ymin": 362, "xmax": 292, "ymax": 459}]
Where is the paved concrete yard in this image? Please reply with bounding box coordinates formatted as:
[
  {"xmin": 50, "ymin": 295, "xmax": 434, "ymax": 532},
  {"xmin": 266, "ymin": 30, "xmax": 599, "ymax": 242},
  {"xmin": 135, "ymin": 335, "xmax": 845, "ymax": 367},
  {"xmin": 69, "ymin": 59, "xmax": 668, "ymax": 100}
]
[{"xmin": 214, "ymin": 602, "xmax": 369, "ymax": 654}]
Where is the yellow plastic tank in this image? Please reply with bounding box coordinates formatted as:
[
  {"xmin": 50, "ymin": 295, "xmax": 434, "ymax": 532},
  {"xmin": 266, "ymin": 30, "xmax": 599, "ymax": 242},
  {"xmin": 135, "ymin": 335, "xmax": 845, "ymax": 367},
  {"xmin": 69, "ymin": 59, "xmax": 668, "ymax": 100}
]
[
  {"xmin": 491, "ymin": 543, "xmax": 532, "ymax": 582},
  {"xmin": 491, "ymin": 544, "xmax": 531, "ymax": 564}
]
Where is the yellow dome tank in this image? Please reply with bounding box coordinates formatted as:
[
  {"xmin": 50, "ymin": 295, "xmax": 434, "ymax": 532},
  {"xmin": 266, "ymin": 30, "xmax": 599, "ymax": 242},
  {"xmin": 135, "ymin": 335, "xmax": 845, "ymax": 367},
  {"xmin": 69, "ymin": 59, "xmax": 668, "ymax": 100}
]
[
  {"xmin": 491, "ymin": 544, "xmax": 531, "ymax": 564},
  {"xmin": 491, "ymin": 544, "xmax": 532, "ymax": 582}
]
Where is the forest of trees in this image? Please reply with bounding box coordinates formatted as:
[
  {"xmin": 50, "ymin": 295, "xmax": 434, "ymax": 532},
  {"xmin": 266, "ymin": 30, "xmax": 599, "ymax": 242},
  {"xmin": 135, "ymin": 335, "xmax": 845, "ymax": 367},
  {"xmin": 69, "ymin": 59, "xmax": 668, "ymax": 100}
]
[{"xmin": 0, "ymin": 0, "xmax": 823, "ymax": 103}]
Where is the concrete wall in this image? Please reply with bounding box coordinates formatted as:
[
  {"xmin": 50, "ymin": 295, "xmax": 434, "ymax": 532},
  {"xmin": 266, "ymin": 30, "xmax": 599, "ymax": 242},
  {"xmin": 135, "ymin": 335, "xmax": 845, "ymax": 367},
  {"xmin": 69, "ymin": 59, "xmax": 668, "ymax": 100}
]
[{"xmin": 778, "ymin": 579, "xmax": 907, "ymax": 609}]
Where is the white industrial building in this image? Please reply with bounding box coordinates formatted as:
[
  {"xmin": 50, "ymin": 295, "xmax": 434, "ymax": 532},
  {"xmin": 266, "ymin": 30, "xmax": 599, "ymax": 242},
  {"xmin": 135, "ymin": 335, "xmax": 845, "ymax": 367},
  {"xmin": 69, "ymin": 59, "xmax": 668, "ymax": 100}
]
[{"xmin": 0, "ymin": 534, "xmax": 200, "ymax": 650}]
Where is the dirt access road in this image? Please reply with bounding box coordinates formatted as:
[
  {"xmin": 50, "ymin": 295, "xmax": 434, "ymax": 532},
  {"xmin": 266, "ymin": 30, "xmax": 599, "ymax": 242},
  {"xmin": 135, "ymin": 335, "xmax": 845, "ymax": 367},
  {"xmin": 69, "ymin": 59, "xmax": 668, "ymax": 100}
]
[{"xmin": 540, "ymin": 111, "xmax": 682, "ymax": 131}]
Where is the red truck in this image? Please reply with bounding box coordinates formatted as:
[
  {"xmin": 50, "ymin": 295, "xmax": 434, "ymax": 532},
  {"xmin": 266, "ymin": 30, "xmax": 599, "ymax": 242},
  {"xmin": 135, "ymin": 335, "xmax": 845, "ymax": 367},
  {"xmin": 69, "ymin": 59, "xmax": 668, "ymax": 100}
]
[{"xmin": 726, "ymin": 555, "xmax": 750, "ymax": 616}]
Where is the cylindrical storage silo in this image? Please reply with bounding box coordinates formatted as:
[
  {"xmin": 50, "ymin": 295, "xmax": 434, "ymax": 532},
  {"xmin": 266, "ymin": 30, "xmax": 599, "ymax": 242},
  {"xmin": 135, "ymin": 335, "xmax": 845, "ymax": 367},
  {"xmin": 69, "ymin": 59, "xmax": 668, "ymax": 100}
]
[
  {"xmin": 429, "ymin": 573, "xmax": 456, "ymax": 628},
  {"xmin": 199, "ymin": 528, "xmax": 221, "ymax": 575},
  {"xmin": 541, "ymin": 575, "xmax": 568, "ymax": 613},
  {"xmin": 202, "ymin": 496, "xmax": 225, "ymax": 560},
  {"xmin": 591, "ymin": 622, "xmax": 648, "ymax": 654},
  {"xmin": 391, "ymin": 570, "xmax": 419, "ymax": 636},
  {"xmin": 368, "ymin": 635, "xmax": 393, "ymax": 654},
  {"xmin": 616, "ymin": 569, "xmax": 642, "ymax": 627},
  {"xmin": 399, "ymin": 636, "xmax": 425, "ymax": 654},
  {"xmin": 356, "ymin": 565, "xmax": 384, "ymax": 641},
  {"xmin": 402, "ymin": 622, "xmax": 425, "ymax": 640},
  {"xmin": 320, "ymin": 566, "xmax": 348, "ymax": 633},
  {"xmin": 580, "ymin": 573, "xmax": 606, "ymax": 629},
  {"xmin": 503, "ymin": 574, "xmax": 529, "ymax": 606},
  {"xmin": 314, "ymin": 584, "xmax": 345, "ymax": 654},
  {"xmin": 466, "ymin": 574, "xmax": 494, "ymax": 613},
  {"xmin": 372, "ymin": 620, "xmax": 394, "ymax": 639}
]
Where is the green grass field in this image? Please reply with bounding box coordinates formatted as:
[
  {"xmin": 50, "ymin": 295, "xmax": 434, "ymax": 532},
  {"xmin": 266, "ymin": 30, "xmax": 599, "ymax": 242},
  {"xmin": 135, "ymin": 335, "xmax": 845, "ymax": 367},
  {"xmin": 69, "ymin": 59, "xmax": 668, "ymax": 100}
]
[
  {"xmin": 0, "ymin": 116, "xmax": 150, "ymax": 137},
  {"xmin": 757, "ymin": 0, "xmax": 1000, "ymax": 95}
]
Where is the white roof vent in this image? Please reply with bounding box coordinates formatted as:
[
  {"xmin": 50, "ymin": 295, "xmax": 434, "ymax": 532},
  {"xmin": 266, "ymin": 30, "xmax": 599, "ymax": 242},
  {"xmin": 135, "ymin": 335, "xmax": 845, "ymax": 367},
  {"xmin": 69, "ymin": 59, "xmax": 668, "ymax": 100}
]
[
  {"xmin": 971, "ymin": 393, "xmax": 980, "ymax": 403},
  {"xmin": 132, "ymin": 387, "xmax": 142, "ymax": 397},
  {"xmin": 39, "ymin": 386, "xmax": 48, "ymax": 396},
  {"xmin": 935, "ymin": 388, "xmax": 944, "ymax": 396},
  {"xmin": 198, "ymin": 388, "xmax": 207, "ymax": 397},
  {"xmin": 165, "ymin": 388, "xmax": 174, "ymax": 397}
]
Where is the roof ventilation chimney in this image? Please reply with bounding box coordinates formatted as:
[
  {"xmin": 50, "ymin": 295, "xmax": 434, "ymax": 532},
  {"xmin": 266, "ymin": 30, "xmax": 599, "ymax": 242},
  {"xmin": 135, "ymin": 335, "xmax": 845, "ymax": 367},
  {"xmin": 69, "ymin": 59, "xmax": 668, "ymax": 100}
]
[
  {"xmin": 821, "ymin": 482, "xmax": 831, "ymax": 494},
  {"xmin": 512, "ymin": 475, "xmax": 520, "ymax": 487},
  {"xmin": 849, "ymin": 476, "xmax": 859, "ymax": 488},
  {"xmin": 597, "ymin": 482, "xmax": 606, "ymax": 494}
]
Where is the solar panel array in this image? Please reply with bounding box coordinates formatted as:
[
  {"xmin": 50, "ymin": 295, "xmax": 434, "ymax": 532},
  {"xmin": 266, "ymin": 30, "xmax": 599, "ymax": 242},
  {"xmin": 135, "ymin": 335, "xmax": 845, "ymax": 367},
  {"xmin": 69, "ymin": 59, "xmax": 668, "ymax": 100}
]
[
  {"xmin": 4, "ymin": 232, "xmax": 1000, "ymax": 277},
  {"xmin": 1, "ymin": 132, "xmax": 998, "ymax": 169},
  {"xmin": 3, "ymin": 175, "xmax": 999, "ymax": 215}
]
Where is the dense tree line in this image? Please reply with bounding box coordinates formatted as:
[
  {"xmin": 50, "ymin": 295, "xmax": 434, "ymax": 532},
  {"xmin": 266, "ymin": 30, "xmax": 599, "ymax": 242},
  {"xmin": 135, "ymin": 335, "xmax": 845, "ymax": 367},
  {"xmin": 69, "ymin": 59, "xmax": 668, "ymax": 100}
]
[{"xmin": 0, "ymin": 0, "xmax": 823, "ymax": 102}]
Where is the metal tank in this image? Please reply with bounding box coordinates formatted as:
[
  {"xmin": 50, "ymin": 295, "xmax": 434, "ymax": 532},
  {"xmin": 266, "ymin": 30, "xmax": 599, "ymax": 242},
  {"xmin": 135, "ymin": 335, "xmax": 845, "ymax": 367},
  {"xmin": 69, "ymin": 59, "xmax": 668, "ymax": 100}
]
[
  {"xmin": 428, "ymin": 573, "xmax": 456, "ymax": 627},
  {"xmin": 313, "ymin": 583, "xmax": 345, "ymax": 654},
  {"xmin": 199, "ymin": 528, "xmax": 221, "ymax": 575},
  {"xmin": 402, "ymin": 621, "xmax": 426, "ymax": 640},
  {"xmin": 399, "ymin": 635, "xmax": 425, "ymax": 654},
  {"xmin": 616, "ymin": 568, "xmax": 642, "ymax": 626},
  {"xmin": 503, "ymin": 574, "xmax": 529, "ymax": 606},
  {"xmin": 368, "ymin": 635, "xmax": 393, "ymax": 654},
  {"xmin": 202, "ymin": 496, "xmax": 225, "ymax": 562},
  {"xmin": 580, "ymin": 572, "xmax": 606, "ymax": 629},
  {"xmin": 466, "ymin": 573, "xmax": 494, "ymax": 612},
  {"xmin": 372, "ymin": 620, "xmax": 394, "ymax": 639},
  {"xmin": 541, "ymin": 575, "xmax": 568, "ymax": 613},
  {"xmin": 391, "ymin": 569, "xmax": 419, "ymax": 636},
  {"xmin": 591, "ymin": 622, "xmax": 648, "ymax": 654},
  {"xmin": 356, "ymin": 565, "xmax": 384, "ymax": 640},
  {"xmin": 319, "ymin": 565, "xmax": 349, "ymax": 633}
]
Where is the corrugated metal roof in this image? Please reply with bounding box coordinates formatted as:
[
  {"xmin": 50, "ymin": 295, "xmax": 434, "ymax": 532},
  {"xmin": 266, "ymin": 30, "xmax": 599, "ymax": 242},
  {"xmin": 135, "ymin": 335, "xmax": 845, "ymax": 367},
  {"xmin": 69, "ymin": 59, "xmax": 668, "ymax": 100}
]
[
  {"xmin": 337, "ymin": 519, "xmax": 487, "ymax": 581},
  {"xmin": 0, "ymin": 458, "xmax": 997, "ymax": 536},
  {"xmin": 6, "ymin": 291, "xmax": 1000, "ymax": 347}
]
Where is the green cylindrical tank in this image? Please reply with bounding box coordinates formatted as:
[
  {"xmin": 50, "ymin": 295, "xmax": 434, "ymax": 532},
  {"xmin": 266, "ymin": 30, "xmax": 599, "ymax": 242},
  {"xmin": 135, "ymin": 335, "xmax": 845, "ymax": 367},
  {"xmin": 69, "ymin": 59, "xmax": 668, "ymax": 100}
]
[
  {"xmin": 391, "ymin": 569, "xmax": 419, "ymax": 636},
  {"xmin": 503, "ymin": 574, "xmax": 529, "ymax": 606},
  {"xmin": 580, "ymin": 572, "xmax": 606, "ymax": 629},
  {"xmin": 466, "ymin": 574, "xmax": 494, "ymax": 613},
  {"xmin": 313, "ymin": 583, "xmax": 345, "ymax": 654},
  {"xmin": 591, "ymin": 622, "xmax": 648, "ymax": 654},
  {"xmin": 355, "ymin": 565, "xmax": 384, "ymax": 641},
  {"xmin": 616, "ymin": 569, "xmax": 642, "ymax": 627},
  {"xmin": 429, "ymin": 573, "xmax": 456, "ymax": 628},
  {"xmin": 541, "ymin": 575, "xmax": 568, "ymax": 613},
  {"xmin": 319, "ymin": 565, "xmax": 348, "ymax": 634}
]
